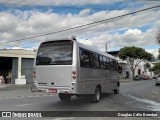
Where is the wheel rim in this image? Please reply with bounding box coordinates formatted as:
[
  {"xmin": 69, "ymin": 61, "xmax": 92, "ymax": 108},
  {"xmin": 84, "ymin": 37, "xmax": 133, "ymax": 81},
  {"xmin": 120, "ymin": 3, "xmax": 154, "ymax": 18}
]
[
  {"xmin": 117, "ymin": 86, "xmax": 119, "ymax": 93},
  {"xmin": 96, "ymin": 90, "xmax": 100, "ymax": 101}
]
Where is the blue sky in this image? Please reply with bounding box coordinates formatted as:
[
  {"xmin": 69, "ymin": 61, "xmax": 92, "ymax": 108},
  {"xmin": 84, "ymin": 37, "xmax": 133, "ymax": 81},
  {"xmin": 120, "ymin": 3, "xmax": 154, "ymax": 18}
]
[{"xmin": 0, "ymin": 0, "xmax": 159, "ymax": 57}]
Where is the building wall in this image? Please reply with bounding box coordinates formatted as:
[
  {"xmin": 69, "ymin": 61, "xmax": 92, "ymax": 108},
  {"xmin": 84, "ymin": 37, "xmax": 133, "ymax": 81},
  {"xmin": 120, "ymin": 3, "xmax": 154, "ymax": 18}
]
[
  {"xmin": 21, "ymin": 58, "xmax": 34, "ymax": 84},
  {"xmin": 119, "ymin": 63, "xmax": 131, "ymax": 79},
  {"xmin": 135, "ymin": 61, "xmax": 154, "ymax": 78},
  {"xmin": 118, "ymin": 59, "xmax": 154, "ymax": 79},
  {"xmin": 12, "ymin": 58, "xmax": 18, "ymax": 84}
]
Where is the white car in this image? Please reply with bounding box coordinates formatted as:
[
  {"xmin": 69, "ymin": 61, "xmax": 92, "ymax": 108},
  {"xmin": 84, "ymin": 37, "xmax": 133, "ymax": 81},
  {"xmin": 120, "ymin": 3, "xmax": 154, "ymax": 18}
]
[{"xmin": 155, "ymin": 75, "xmax": 160, "ymax": 86}]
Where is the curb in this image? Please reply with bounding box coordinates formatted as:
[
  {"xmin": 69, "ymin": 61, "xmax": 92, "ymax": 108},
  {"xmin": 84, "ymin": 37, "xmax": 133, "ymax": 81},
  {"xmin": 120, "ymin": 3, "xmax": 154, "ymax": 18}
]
[
  {"xmin": 0, "ymin": 85, "xmax": 6, "ymax": 88},
  {"xmin": 120, "ymin": 79, "xmax": 135, "ymax": 82},
  {"xmin": 0, "ymin": 84, "xmax": 31, "ymax": 90}
]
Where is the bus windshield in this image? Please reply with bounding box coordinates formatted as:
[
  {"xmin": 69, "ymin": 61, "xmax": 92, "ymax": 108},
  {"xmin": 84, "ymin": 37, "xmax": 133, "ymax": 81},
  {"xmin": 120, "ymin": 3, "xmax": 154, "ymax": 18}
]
[{"xmin": 36, "ymin": 40, "xmax": 73, "ymax": 65}]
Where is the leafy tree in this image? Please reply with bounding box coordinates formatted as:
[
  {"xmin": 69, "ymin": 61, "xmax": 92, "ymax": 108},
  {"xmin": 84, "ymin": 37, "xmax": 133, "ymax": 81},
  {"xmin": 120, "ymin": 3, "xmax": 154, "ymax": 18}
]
[
  {"xmin": 118, "ymin": 46, "xmax": 153, "ymax": 79},
  {"xmin": 150, "ymin": 62, "xmax": 160, "ymax": 74},
  {"xmin": 144, "ymin": 63, "xmax": 151, "ymax": 72}
]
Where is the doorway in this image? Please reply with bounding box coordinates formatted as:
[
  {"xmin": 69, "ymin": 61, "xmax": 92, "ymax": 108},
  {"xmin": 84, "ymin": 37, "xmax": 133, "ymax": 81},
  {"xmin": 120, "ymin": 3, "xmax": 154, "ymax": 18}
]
[{"xmin": 0, "ymin": 57, "xmax": 12, "ymax": 84}]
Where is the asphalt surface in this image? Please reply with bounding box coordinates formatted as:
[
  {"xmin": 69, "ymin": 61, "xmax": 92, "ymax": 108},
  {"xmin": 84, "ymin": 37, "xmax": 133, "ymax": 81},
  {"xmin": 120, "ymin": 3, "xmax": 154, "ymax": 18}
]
[{"xmin": 0, "ymin": 79, "xmax": 159, "ymax": 120}]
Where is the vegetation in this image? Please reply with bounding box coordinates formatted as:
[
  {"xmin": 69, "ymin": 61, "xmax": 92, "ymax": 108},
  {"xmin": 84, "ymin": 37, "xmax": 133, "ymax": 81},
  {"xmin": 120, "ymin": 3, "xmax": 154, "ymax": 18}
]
[
  {"xmin": 118, "ymin": 46, "xmax": 153, "ymax": 79},
  {"xmin": 150, "ymin": 62, "xmax": 160, "ymax": 74},
  {"xmin": 144, "ymin": 63, "xmax": 151, "ymax": 72}
]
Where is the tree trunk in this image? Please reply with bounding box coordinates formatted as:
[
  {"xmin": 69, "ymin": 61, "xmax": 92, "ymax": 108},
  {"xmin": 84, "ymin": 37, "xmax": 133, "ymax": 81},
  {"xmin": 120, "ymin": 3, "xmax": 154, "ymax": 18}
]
[{"xmin": 132, "ymin": 69, "xmax": 135, "ymax": 80}]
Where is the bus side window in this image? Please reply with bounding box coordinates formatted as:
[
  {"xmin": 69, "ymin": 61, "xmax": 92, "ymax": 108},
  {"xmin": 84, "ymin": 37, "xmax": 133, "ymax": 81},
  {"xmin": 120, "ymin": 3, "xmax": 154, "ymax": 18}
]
[
  {"xmin": 109, "ymin": 59, "xmax": 113, "ymax": 70},
  {"xmin": 99, "ymin": 55, "xmax": 104, "ymax": 69},
  {"xmin": 116, "ymin": 61, "xmax": 119, "ymax": 71},
  {"xmin": 103, "ymin": 56, "xmax": 108, "ymax": 70},
  {"xmin": 91, "ymin": 53, "xmax": 100, "ymax": 69},
  {"xmin": 113, "ymin": 60, "xmax": 117, "ymax": 71},
  {"xmin": 80, "ymin": 48, "xmax": 91, "ymax": 68}
]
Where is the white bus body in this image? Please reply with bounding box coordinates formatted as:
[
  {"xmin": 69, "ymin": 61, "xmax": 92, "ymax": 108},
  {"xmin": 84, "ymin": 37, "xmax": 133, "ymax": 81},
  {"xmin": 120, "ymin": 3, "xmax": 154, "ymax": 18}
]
[{"xmin": 34, "ymin": 37, "xmax": 121, "ymax": 102}]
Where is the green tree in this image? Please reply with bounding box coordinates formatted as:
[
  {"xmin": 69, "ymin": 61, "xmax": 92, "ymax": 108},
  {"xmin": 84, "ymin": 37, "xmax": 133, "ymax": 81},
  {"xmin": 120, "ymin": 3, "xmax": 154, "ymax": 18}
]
[
  {"xmin": 144, "ymin": 63, "xmax": 151, "ymax": 72},
  {"xmin": 118, "ymin": 46, "xmax": 153, "ymax": 79},
  {"xmin": 150, "ymin": 62, "xmax": 160, "ymax": 74}
]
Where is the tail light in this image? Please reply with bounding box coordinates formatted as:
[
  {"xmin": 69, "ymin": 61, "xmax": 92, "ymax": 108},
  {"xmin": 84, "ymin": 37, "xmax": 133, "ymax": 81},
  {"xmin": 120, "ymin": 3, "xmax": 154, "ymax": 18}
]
[
  {"xmin": 33, "ymin": 68, "xmax": 36, "ymax": 80},
  {"xmin": 72, "ymin": 71, "xmax": 76, "ymax": 80}
]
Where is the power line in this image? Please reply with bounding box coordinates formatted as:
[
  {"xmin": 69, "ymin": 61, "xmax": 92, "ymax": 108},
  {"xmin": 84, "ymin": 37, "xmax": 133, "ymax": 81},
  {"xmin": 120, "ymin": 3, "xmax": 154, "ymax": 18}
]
[
  {"xmin": 1, "ymin": 3, "xmax": 133, "ymax": 29},
  {"xmin": 2, "ymin": 2, "xmax": 130, "ymax": 11},
  {"xmin": 18, "ymin": 0, "xmax": 40, "ymax": 6},
  {"xmin": 0, "ymin": 4, "xmax": 160, "ymax": 45},
  {"xmin": 0, "ymin": 0, "xmax": 36, "ymax": 17},
  {"xmin": 0, "ymin": 0, "xmax": 13, "ymax": 5},
  {"xmin": 0, "ymin": 0, "xmax": 41, "ymax": 28}
]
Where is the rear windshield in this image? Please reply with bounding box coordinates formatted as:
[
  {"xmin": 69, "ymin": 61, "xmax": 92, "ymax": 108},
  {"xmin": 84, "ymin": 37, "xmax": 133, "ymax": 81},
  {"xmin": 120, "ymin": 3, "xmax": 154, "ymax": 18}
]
[{"xmin": 36, "ymin": 40, "xmax": 73, "ymax": 65}]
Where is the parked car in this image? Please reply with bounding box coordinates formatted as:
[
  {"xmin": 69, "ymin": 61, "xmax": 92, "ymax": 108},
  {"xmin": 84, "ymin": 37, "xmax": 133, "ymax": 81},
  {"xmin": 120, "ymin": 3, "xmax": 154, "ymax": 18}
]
[
  {"xmin": 155, "ymin": 75, "xmax": 160, "ymax": 86},
  {"xmin": 134, "ymin": 75, "xmax": 143, "ymax": 81},
  {"xmin": 143, "ymin": 75, "xmax": 150, "ymax": 80}
]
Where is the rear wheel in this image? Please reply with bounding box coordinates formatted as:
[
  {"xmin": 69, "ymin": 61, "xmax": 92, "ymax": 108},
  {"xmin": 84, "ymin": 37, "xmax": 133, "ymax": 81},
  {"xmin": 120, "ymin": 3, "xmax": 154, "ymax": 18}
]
[
  {"xmin": 58, "ymin": 94, "xmax": 71, "ymax": 101},
  {"xmin": 92, "ymin": 87, "xmax": 101, "ymax": 103},
  {"xmin": 75, "ymin": 95, "xmax": 82, "ymax": 98},
  {"xmin": 114, "ymin": 85, "xmax": 119, "ymax": 94},
  {"xmin": 31, "ymin": 84, "xmax": 37, "ymax": 92}
]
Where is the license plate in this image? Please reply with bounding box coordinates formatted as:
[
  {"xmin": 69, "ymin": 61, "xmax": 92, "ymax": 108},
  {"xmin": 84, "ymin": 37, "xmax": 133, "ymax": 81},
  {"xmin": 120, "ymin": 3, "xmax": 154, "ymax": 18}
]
[{"xmin": 48, "ymin": 88, "xmax": 57, "ymax": 93}]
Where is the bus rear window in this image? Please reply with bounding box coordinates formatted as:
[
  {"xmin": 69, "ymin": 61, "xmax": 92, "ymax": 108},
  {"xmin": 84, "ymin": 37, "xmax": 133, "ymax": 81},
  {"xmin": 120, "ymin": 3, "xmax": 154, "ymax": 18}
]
[{"xmin": 36, "ymin": 40, "xmax": 73, "ymax": 65}]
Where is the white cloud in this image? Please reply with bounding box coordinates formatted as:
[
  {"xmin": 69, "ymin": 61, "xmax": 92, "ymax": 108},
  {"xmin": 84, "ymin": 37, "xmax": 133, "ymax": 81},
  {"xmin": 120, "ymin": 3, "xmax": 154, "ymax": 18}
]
[
  {"xmin": 146, "ymin": 49, "xmax": 159, "ymax": 59},
  {"xmin": 0, "ymin": 0, "xmax": 125, "ymax": 6},
  {"xmin": 0, "ymin": 5, "xmax": 159, "ymax": 52}
]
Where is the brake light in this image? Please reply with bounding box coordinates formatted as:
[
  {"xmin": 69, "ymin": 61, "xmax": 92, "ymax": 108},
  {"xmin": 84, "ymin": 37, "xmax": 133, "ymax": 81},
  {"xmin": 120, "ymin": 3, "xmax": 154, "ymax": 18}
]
[
  {"xmin": 72, "ymin": 71, "xmax": 76, "ymax": 75},
  {"xmin": 33, "ymin": 68, "xmax": 36, "ymax": 80},
  {"xmin": 72, "ymin": 71, "xmax": 76, "ymax": 80}
]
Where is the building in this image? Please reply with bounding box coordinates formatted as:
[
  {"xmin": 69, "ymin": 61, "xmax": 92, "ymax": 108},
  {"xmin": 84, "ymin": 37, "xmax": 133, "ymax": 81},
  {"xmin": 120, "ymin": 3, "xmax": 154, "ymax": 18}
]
[
  {"xmin": 0, "ymin": 49, "xmax": 36, "ymax": 84},
  {"xmin": 108, "ymin": 51, "xmax": 155, "ymax": 79}
]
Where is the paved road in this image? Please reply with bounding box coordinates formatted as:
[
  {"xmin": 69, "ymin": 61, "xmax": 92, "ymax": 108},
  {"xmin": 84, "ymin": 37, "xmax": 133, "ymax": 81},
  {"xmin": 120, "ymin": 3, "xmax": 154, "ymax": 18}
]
[{"xmin": 0, "ymin": 80, "xmax": 159, "ymax": 119}]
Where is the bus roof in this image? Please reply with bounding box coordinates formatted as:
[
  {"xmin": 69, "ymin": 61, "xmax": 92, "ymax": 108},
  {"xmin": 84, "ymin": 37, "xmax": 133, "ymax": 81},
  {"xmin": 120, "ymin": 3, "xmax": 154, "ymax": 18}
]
[
  {"xmin": 43, "ymin": 37, "xmax": 116, "ymax": 60},
  {"xmin": 45, "ymin": 36, "xmax": 76, "ymax": 42}
]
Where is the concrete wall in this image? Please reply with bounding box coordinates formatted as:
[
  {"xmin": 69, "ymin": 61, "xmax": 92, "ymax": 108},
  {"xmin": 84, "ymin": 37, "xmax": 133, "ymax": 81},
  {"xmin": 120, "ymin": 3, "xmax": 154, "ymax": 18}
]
[
  {"xmin": 21, "ymin": 58, "xmax": 34, "ymax": 84},
  {"xmin": 135, "ymin": 61, "xmax": 154, "ymax": 78},
  {"xmin": 12, "ymin": 58, "xmax": 18, "ymax": 84}
]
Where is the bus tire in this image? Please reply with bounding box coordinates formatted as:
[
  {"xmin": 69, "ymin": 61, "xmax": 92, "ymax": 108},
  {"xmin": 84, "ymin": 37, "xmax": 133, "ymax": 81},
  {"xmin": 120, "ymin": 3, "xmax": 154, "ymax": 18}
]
[
  {"xmin": 31, "ymin": 84, "xmax": 37, "ymax": 92},
  {"xmin": 76, "ymin": 95, "xmax": 82, "ymax": 98},
  {"xmin": 58, "ymin": 94, "xmax": 71, "ymax": 101},
  {"xmin": 114, "ymin": 85, "xmax": 119, "ymax": 94},
  {"xmin": 92, "ymin": 87, "xmax": 101, "ymax": 103}
]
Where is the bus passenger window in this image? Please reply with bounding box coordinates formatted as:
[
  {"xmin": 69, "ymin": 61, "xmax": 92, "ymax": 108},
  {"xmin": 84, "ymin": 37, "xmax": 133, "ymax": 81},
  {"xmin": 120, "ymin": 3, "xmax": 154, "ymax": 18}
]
[
  {"xmin": 109, "ymin": 59, "xmax": 114, "ymax": 70},
  {"xmin": 80, "ymin": 48, "xmax": 91, "ymax": 68},
  {"xmin": 99, "ymin": 55, "xmax": 104, "ymax": 69},
  {"xmin": 91, "ymin": 53, "xmax": 100, "ymax": 69},
  {"xmin": 103, "ymin": 57, "xmax": 108, "ymax": 70}
]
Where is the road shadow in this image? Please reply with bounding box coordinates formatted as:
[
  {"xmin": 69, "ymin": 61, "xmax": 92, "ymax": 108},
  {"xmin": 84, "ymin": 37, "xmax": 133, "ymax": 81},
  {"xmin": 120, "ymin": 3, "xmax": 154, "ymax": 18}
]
[{"xmin": 43, "ymin": 92, "xmax": 116, "ymax": 111}]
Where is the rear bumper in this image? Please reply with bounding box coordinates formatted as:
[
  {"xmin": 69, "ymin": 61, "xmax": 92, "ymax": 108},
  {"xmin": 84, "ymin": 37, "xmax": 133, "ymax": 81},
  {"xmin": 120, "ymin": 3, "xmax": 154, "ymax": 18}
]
[{"xmin": 37, "ymin": 86, "xmax": 74, "ymax": 94}]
